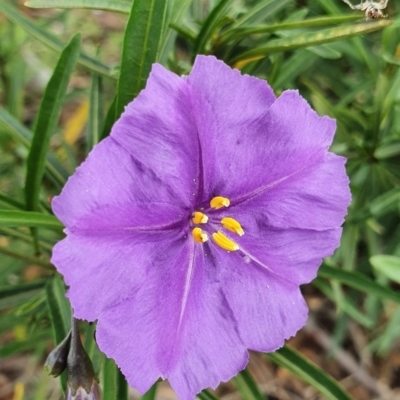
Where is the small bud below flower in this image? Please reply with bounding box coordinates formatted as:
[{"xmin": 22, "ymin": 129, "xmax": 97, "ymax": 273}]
[
  {"xmin": 44, "ymin": 330, "xmax": 71, "ymax": 377},
  {"xmin": 65, "ymin": 380, "xmax": 102, "ymax": 400},
  {"xmin": 210, "ymin": 196, "xmax": 230, "ymax": 209},
  {"xmin": 65, "ymin": 319, "xmax": 101, "ymax": 400}
]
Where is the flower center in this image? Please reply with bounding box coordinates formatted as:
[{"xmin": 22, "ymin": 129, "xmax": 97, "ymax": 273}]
[{"xmin": 190, "ymin": 196, "xmax": 244, "ymax": 252}]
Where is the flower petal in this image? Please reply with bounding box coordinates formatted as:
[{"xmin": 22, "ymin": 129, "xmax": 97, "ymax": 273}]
[
  {"xmin": 188, "ymin": 57, "xmax": 335, "ymax": 202},
  {"xmin": 51, "ymin": 229, "xmax": 185, "ymax": 321},
  {"xmin": 230, "ymin": 153, "xmax": 351, "ymax": 231},
  {"xmin": 52, "ymin": 138, "xmax": 187, "ymax": 231},
  {"xmin": 96, "ymin": 242, "xmax": 248, "ymax": 399},
  {"xmin": 218, "ymin": 250, "xmax": 309, "ymax": 352},
  {"xmin": 237, "ymin": 226, "xmax": 341, "ymax": 285},
  {"xmin": 110, "ymin": 63, "xmax": 199, "ymax": 208}
]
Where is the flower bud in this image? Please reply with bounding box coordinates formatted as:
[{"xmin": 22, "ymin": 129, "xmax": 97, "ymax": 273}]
[
  {"xmin": 44, "ymin": 330, "xmax": 71, "ymax": 377},
  {"xmin": 65, "ymin": 380, "xmax": 102, "ymax": 400},
  {"xmin": 65, "ymin": 319, "xmax": 101, "ymax": 400}
]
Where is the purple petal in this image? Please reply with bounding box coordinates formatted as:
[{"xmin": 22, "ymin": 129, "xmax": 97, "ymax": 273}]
[
  {"xmin": 110, "ymin": 64, "xmax": 199, "ymax": 208},
  {"xmin": 52, "ymin": 138, "xmax": 187, "ymax": 231},
  {"xmin": 51, "ymin": 230, "xmax": 185, "ymax": 321},
  {"xmin": 187, "ymin": 56, "xmax": 275, "ymax": 201},
  {"xmin": 96, "ymin": 242, "xmax": 248, "ymax": 399},
  {"xmin": 230, "ymin": 153, "xmax": 350, "ymax": 231},
  {"xmin": 218, "ymin": 249, "xmax": 309, "ymax": 352},
  {"xmin": 236, "ymin": 226, "xmax": 342, "ymax": 285},
  {"xmin": 188, "ymin": 57, "xmax": 335, "ymax": 203}
]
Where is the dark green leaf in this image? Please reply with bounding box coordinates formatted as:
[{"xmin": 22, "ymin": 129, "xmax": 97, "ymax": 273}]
[
  {"xmin": 46, "ymin": 274, "xmax": 71, "ymax": 343},
  {"xmin": 87, "ymin": 70, "xmax": 103, "ymax": 151},
  {"xmin": 103, "ymin": 358, "xmax": 129, "ymax": 400},
  {"xmin": 25, "ymin": 0, "xmax": 131, "ymax": 14},
  {"xmin": 319, "ymin": 264, "xmax": 400, "ymax": 304},
  {"xmin": 115, "ymin": 0, "xmax": 169, "ymax": 118},
  {"xmin": 193, "ymin": 0, "xmax": 233, "ymax": 54},
  {"xmin": 197, "ymin": 390, "xmax": 219, "ymax": 400},
  {"xmin": 266, "ymin": 346, "xmax": 354, "ymax": 400},
  {"xmin": 232, "ymin": 20, "xmax": 392, "ymax": 63},
  {"xmin": 141, "ymin": 383, "xmax": 157, "ymax": 400},
  {"xmin": 0, "ymin": 280, "xmax": 45, "ymax": 310},
  {"xmin": 370, "ymin": 255, "xmax": 400, "ymax": 284},
  {"xmin": 24, "ymin": 34, "xmax": 80, "ymax": 215},
  {"xmin": 0, "ymin": 107, "xmax": 68, "ymax": 187},
  {"xmin": 0, "ymin": 210, "xmax": 63, "ymax": 229},
  {"xmin": 232, "ymin": 369, "xmax": 265, "ymax": 400},
  {"xmin": 0, "ymin": 2, "xmax": 114, "ymax": 78}
]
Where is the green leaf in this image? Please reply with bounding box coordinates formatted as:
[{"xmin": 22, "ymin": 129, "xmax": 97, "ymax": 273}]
[
  {"xmin": 25, "ymin": 0, "xmax": 131, "ymax": 14},
  {"xmin": 141, "ymin": 383, "xmax": 157, "ymax": 400},
  {"xmin": 0, "ymin": 107, "xmax": 68, "ymax": 187},
  {"xmin": 266, "ymin": 346, "xmax": 354, "ymax": 400},
  {"xmin": 46, "ymin": 274, "xmax": 71, "ymax": 391},
  {"xmin": 103, "ymin": 358, "xmax": 129, "ymax": 400},
  {"xmin": 87, "ymin": 69, "xmax": 103, "ymax": 152},
  {"xmin": 313, "ymin": 277, "xmax": 374, "ymax": 328},
  {"xmin": 318, "ymin": 264, "xmax": 400, "ymax": 304},
  {"xmin": 230, "ymin": 0, "xmax": 292, "ymax": 29},
  {"xmin": 197, "ymin": 390, "xmax": 219, "ymax": 400},
  {"xmin": 219, "ymin": 14, "xmax": 360, "ymax": 45},
  {"xmin": 100, "ymin": 95, "xmax": 118, "ymax": 140},
  {"xmin": 232, "ymin": 369, "xmax": 265, "ymax": 400},
  {"xmin": 0, "ymin": 210, "xmax": 63, "ymax": 229},
  {"xmin": 370, "ymin": 255, "xmax": 400, "ymax": 284},
  {"xmin": 0, "ymin": 192, "xmax": 25, "ymax": 210},
  {"xmin": 0, "ymin": 245, "xmax": 53, "ymax": 269},
  {"xmin": 115, "ymin": 0, "xmax": 169, "ymax": 119},
  {"xmin": 193, "ymin": 0, "xmax": 233, "ymax": 54},
  {"xmin": 0, "ymin": 1, "xmax": 114, "ymax": 78},
  {"xmin": 46, "ymin": 274, "xmax": 71, "ymax": 344},
  {"xmin": 24, "ymin": 34, "xmax": 80, "ymax": 216},
  {"xmin": 0, "ymin": 280, "xmax": 45, "ymax": 310},
  {"xmin": 232, "ymin": 20, "xmax": 392, "ymax": 63}
]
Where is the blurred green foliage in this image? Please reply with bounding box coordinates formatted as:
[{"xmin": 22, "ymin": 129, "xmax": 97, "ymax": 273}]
[{"xmin": 0, "ymin": 0, "xmax": 400, "ymax": 399}]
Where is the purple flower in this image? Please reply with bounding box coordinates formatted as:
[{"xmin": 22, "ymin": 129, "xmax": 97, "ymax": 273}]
[{"xmin": 52, "ymin": 55, "xmax": 350, "ymax": 400}]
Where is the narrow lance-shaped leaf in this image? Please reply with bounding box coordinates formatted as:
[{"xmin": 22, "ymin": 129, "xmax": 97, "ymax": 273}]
[
  {"xmin": 319, "ymin": 264, "xmax": 400, "ymax": 304},
  {"xmin": 0, "ymin": 2, "xmax": 114, "ymax": 78},
  {"xmin": 266, "ymin": 346, "xmax": 354, "ymax": 400},
  {"xmin": 0, "ymin": 210, "xmax": 63, "ymax": 229},
  {"xmin": 25, "ymin": 0, "xmax": 131, "ymax": 14},
  {"xmin": 232, "ymin": 369, "xmax": 266, "ymax": 400},
  {"xmin": 115, "ymin": 0, "xmax": 169, "ymax": 119},
  {"xmin": 231, "ymin": 20, "xmax": 392, "ymax": 63},
  {"xmin": 46, "ymin": 274, "xmax": 71, "ymax": 391},
  {"xmin": 87, "ymin": 68, "xmax": 103, "ymax": 152},
  {"xmin": 193, "ymin": 0, "xmax": 233, "ymax": 55},
  {"xmin": 24, "ymin": 34, "xmax": 80, "ymax": 218},
  {"xmin": 218, "ymin": 14, "xmax": 360, "ymax": 45},
  {"xmin": 103, "ymin": 358, "xmax": 128, "ymax": 400},
  {"xmin": 141, "ymin": 383, "xmax": 157, "ymax": 400}
]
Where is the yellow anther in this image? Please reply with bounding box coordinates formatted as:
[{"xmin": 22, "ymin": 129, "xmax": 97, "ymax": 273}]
[
  {"xmin": 221, "ymin": 217, "xmax": 244, "ymax": 236},
  {"xmin": 210, "ymin": 196, "xmax": 230, "ymax": 209},
  {"xmin": 192, "ymin": 211, "xmax": 209, "ymax": 224},
  {"xmin": 212, "ymin": 231, "xmax": 239, "ymax": 251},
  {"xmin": 192, "ymin": 227, "xmax": 208, "ymax": 243}
]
